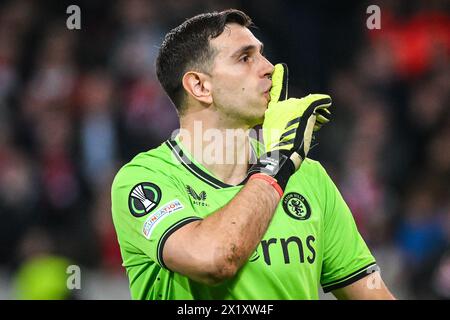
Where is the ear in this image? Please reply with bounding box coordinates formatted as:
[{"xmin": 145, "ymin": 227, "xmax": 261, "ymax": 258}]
[{"xmin": 182, "ymin": 71, "xmax": 213, "ymax": 105}]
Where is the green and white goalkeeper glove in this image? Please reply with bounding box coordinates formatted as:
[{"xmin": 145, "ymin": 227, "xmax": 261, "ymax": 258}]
[{"xmin": 246, "ymin": 63, "xmax": 332, "ymax": 193}]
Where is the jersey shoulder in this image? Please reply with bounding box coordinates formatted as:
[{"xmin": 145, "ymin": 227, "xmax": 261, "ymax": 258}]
[
  {"xmin": 112, "ymin": 141, "xmax": 177, "ymax": 188},
  {"xmin": 287, "ymin": 157, "xmax": 334, "ymax": 198},
  {"xmin": 297, "ymin": 157, "xmax": 328, "ymax": 179}
]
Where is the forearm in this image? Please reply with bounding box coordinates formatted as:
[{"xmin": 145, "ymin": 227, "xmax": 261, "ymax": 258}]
[
  {"xmin": 197, "ymin": 178, "xmax": 280, "ymax": 273},
  {"xmin": 162, "ymin": 177, "xmax": 280, "ymax": 284}
]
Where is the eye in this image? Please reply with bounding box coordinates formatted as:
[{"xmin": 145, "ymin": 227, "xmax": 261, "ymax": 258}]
[{"xmin": 240, "ymin": 54, "xmax": 250, "ymax": 63}]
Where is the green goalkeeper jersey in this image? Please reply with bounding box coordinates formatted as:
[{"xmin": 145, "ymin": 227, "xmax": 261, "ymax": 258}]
[{"xmin": 111, "ymin": 136, "xmax": 377, "ymax": 300}]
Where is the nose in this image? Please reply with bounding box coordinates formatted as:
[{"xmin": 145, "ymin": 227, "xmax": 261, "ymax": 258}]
[{"xmin": 261, "ymin": 55, "xmax": 274, "ymax": 79}]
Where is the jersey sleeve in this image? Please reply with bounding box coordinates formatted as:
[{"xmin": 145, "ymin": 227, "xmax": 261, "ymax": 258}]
[
  {"xmin": 111, "ymin": 163, "xmax": 201, "ymax": 270},
  {"xmin": 317, "ymin": 163, "xmax": 378, "ymax": 293}
]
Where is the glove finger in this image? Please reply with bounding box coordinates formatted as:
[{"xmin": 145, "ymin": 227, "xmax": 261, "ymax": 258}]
[
  {"xmin": 293, "ymin": 104, "xmax": 316, "ymax": 152},
  {"xmin": 315, "ymin": 107, "xmax": 331, "ymax": 115},
  {"xmin": 316, "ymin": 115, "xmax": 330, "ymax": 124},
  {"xmin": 269, "ymin": 63, "xmax": 288, "ymax": 105},
  {"xmin": 305, "ymin": 95, "xmax": 332, "ymax": 110},
  {"xmin": 310, "ymin": 100, "xmax": 331, "ymax": 111},
  {"xmin": 313, "ymin": 123, "xmax": 322, "ymax": 131},
  {"xmin": 314, "ymin": 107, "xmax": 331, "ymax": 122}
]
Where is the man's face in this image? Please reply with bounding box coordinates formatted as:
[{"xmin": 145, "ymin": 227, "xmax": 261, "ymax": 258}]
[{"xmin": 208, "ymin": 23, "xmax": 274, "ymax": 128}]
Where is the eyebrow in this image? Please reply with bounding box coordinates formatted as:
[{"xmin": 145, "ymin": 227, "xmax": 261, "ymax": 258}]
[{"xmin": 231, "ymin": 42, "xmax": 264, "ymax": 58}]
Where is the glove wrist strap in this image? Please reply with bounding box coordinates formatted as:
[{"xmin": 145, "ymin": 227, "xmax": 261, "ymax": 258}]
[{"xmin": 245, "ymin": 150, "xmax": 295, "ymax": 191}]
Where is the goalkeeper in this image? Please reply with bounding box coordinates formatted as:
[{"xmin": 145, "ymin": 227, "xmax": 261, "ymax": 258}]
[{"xmin": 111, "ymin": 9, "xmax": 395, "ymax": 300}]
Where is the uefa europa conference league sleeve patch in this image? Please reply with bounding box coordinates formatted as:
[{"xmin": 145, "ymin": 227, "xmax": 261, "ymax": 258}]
[
  {"xmin": 128, "ymin": 182, "xmax": 162, "ymax": 217},
  {"xmin": 142, "ymin": 199, "xmax": 184, "ymax": 239}
]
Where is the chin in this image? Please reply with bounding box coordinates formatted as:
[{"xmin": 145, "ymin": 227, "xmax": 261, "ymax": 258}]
[
  {"xmin": 232, "ymin": 102, "xmax": 265, "ymax": 128},
  {"xmin": 246, "ymin": 113, "xmax": 264, "ymax": 128}
]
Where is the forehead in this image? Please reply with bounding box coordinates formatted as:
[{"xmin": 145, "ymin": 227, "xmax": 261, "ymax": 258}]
[{"xmin": 210, "ymin": 23, "xmax": 261, "ymax": 57}]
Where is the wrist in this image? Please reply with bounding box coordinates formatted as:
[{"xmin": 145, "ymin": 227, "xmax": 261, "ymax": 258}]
[
  {"xmin": 247, "ymin": 150, "xmax": 295, "ymax": 191},
  {"xmin": 249, "ymin": 173, "xmax": 284, "ymax": 199}
]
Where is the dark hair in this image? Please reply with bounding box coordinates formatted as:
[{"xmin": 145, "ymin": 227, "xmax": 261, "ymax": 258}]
[{"xmin": 156, "ymin": 9, "xmax": 252, "ymax": 114}]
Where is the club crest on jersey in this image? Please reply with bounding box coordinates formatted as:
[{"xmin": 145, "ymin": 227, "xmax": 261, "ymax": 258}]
[
  {"xmin": 128, "ymin": 182, "xmax": 162, "ymax": 217},
  {"xmin": 186, "ymin": 185, "xmax": 209, "ymax": 207},
  {"xmin": 282, "ymin": 192, "xmax": 311, "ymax": 220}
]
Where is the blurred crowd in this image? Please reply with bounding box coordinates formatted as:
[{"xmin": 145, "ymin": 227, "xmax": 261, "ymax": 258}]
[{"xmin": 0, "ymin": 0, "xmax": 448, "ymax": 299}]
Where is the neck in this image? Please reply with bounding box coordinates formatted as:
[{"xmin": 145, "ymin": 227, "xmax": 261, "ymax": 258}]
[{"xmin": 178, "ymin": 110, "xmax": 252, "ymax": 185}]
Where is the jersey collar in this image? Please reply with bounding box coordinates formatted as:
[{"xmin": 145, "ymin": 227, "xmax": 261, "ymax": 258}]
[{"xmin": 165, "ymin": 137, "xmax": 259, "ymax": 189}]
